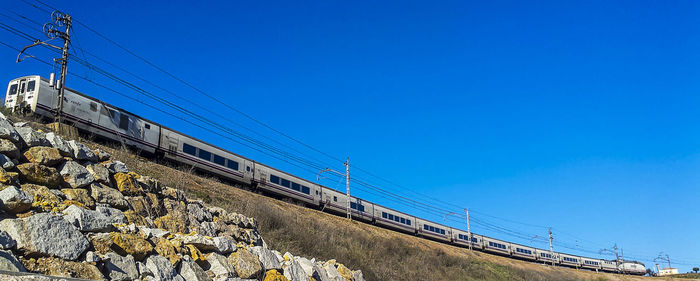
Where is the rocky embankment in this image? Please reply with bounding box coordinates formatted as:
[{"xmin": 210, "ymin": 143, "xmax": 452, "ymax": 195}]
[{"xmin": 0, "ymin": 114, "xmax": 364, "ymax": 281}]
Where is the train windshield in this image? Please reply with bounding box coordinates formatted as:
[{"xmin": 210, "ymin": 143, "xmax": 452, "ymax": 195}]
[
  {"xmin": 27, "ymin": 80, "xmax": 35, "ymax": 92},
  {"xmin": 8, "ymin": 84, "xmax": 17, "ymax": 95}
]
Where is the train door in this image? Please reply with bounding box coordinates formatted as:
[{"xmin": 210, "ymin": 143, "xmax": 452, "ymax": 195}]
[{"xmin": 243, "ymin": 160, "xmax": 254, "ymax": 181}]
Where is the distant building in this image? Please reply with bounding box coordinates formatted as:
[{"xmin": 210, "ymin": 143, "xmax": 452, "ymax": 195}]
[{"xmin": 658, "ymin": 267, "xmax": 678, "ymax": 276}]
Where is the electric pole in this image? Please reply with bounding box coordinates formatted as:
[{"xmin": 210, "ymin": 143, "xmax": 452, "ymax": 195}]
[
  {"xmin": 17, "ymin": 11, "xmax": 71, "ymax": 129},
  {"xmin": 599, "ymin": 244, "xmax": 620, "ymax": 273},
  {"xmin": 317, "ymin": 157, "xmax": 351, "ymax": 221},
  {"xmin": 548, "ymin": 227, "xmax": 555, "ymax": 266}
]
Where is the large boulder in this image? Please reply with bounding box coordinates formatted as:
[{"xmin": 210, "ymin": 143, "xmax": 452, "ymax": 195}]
[
  {"xmin": 109, "ymin": 232, "xmax": 154, "ymax": 261},
  {"xmin": 0, "ymin": 250, "xmax": 25, "ymax": 272},
  {"xmin": 154, "ymin": 238, "xmax": 181, "ymax": 266},
  {"xmin": 59, "ymin": 161, "xmax": 94, "ymax": 188},
  {"xmin": 20, "ymin": 183, "xmax": 61, "ymax": 209},
  {"xmin": 96, "ymin": 204, "xmax": 128, "ymax": 224},
  {"xmin": 0, "ymin": 185, "xmax": 32, "ymax": 213},
  {"xmin": 15, "ymin": 127, "xmax": 48, "ymax": 147},
  {"xmin": 23, "ymin": 146, "xmax": 63, "ymax": 166},
  {"xmin": 102, "ymin": 160, "xmax": 129, "ymax": 174},
  {"xmin": 93, "ymin": 148, "xmax": 111, "ymax": 161},
  {"xmin": 104, "ymin": 252, "xmax": 139, "ymax": 281},
  {"xmin": 114, "ymin": 172, "xmax": 143, "ymax": 196},
  {"xmin": 44, "ymin": 132, "xmax": 74, "ymax": 157},
  {"xmin": 90, "ymin": 183, "xmax": 129, "ymax": 209},
  {"xmin": 178, "ymin": 255, "xmax": 212, "ymax": 281},
  {"xmin": 19, "ymin": 256, "xmax": 102, "ymax": 280},
  {"xmin": 61, "ymin": 188, "xmax": 95, "ymax": 209},
  {"xmin": 283, "ymin": 259, "xmax": 310, "ymax": 281},
  {"xmin": 179, "ymin": 234, "xmax": 217, "ymax": 252},
  {"xmin": 0, "ymin": 114, "xmax": 22, "ymax": 144},
  {"xmin": 67, "ymin": 140, "xmax": 98, "ymax": 162},
  {"xmin": 264, "ymin": 269, "xmax": 289, "ymax": 281},
  {"xmin": 213, "ymin": 236, "xmax": 237, "ymax": 254},
  {"xmin": 205, "ymin": 252, "xmax": 236, "ymax": 278},
  {"xmin": 0, "ymin": 139, "xmax": 20, "ymax": 159},
  {"xmin": 251, "ymin": 246, "xmax": 282, "ymax": 271},
  {"xmin": 86, "ymin": 163, "xmax": 110, "ymax": 184},
  {"xmin": 187, "ymin": 202, "xmax": 213, "ymax": 222},
  {"xmin": 16, "ymin": 163, "xmax": 63, "ymax": 188},
  {"xmin": 62, "ymin": 204, "xmax": 112, "ymax": 232},
  {"xmin": 228, "ymin": 247, "xmax": 263, "ymax": 279},
  {"xmin": 0, "ymin": 213, "xmax": 89, "ymax": 260},
  {"xmin": 146, "ymin": 255, "xmax": 185, "ymax": 281}
]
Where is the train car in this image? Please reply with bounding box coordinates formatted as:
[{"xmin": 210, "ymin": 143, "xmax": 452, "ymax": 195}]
[
  {"xmin": 619, "ymin": 261, "xmax": 646, "ymax": 275},
  {"xmin": 451, "ymin": 228, "xmax": 483, "ymax": 250},
  {"xmin": 5, "ymin": 75, "xmax": 160, "ymax": 153},
  {"xmin": 559, "ymin": 253, "xmax": 582, "ymax": 268},
  {"xmin": 319, "ymin": 186, "xmax": 374, "ymax": 222},
  {"xmin": 482, "ymin": 236, "xmax": 512, "ymax": 256},
  {"xmin": 373, "ymin": 204, "xmax": 416, "ymax": 233},
  {"xmin": 416, "ymin": 218, "xmax": 452, "ymax": 243},
  {"xmin": 159, "ymin": 127, "xmax": 254, "ymax": 184},
  {"xmin": 580, "ymin": 257, "xmax": 602, "ymax": 271},
  {"xmin": 535, "ymin": 248, "xmax": 559, "ymax": 264},
  {"xmin": 510, "ymin": 243, "xmax": 537, "ymax": 261},
  {"xmin": 600, "ymin": 260, "xmax": 618, "ymax": 273},
  {"xmin": 254, "ymin": 164, "xmax": 319, "ymax": 206}
]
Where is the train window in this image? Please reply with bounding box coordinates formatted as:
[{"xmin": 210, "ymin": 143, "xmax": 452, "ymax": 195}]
[
  {"xmin": 183, "ymin": 143, "xmax": 197, "ymax": 156},
  {"xmin": 291, "ymin": 182, "xmax": 301, "ymax": 191},
  {"xmin": 198, "ymin": 149, "xmax": 211, "ymax": 161},
  {"xmin": 389, "ymin": 214, "xmax": 394, "ymax": 220},
  {"xmin": 27, "ymin": 81, "xmax": 35, "ymax": 92},
  {"xmin": 119, "ymin": 114, "xmax": 129, "ymax": 130},
  {"xmin": 145, "ymin": 124, "xmax": 151, "ymax": 129},
  {"xmin": 400, "ymin": 218, "xmax": 406, "ymax": 224},
  {"xmin": 301, "ymin": 186, "xmax": 310, "ymax": 194},
  {"xmin": 407, "ymin": 220, "xmax": 411, "ymax": 225},
  {"xmin": 227, "ymin": 160, "xmax": 239, "ymax": 170},
  {"xmin": 90, "ymin": 102, "xmax": 97, "ymax": 112},
  {"xmin": 213, "ymin": 154, "xmax": 226, "ymax": 166},
  {"xmin": 19, "ymin": 83, "xmax": 25, "ymax": 93},
  {"xmin": 280, "ymin": 178, "xmax": 290, "ymax": 188},
  {"xmin": 382, "ymin": 212, "xmax": 387, "ymax": 219},
  {"xmin": 246, "ymin": 166, "xmax": 251, "ymax": 172},
  {"xmin": 9, "ymin": 84, "xmax": 17, "ymax": 95},
  {"xmin": 333, "ymin": 196, "xmax": 337, "ymax": 202},
  {"xmin": 270, "ymin": 175, "xmax": 280, "ymax": 184},
  {"xmin": 394, "ymin": 216, "xmax": 399, "ymax": 222}
]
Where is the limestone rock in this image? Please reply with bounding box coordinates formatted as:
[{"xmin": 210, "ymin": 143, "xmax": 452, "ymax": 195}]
[
  {"xmin": 61, "ymin": 188, "xmax": 95, "ymax": 209},
  {"xmin": 67, "ymin": 140, "xmax": 98, "ymax": 162},
  {"xmin": 88, "ymin": 232, "xmax": 112, "ymax": 254},
  {"xmin": 86, "ymin": 163, "xmax": 110, "ymax": 184},
  {"xmin": 59, "ymin": 160, "xmax": 94, "ymax": 188},
  {"xmin": 0, "ymin": 231, "xmax": 16, "ymax": 249},
  {"xmin": 154, "ymin": 214, "xmax": 189, "ymax": 235},
  {"xmin": 95, "ymin": 204, "xmax": 128, "ymax": 224},
  {"xmin": 264, "ymin": 269, "xmax": 290, "ymax": 281},
  {"xmin": 323, "ymin": 262, "xmax": 344, "ymax": 281},
  {"xmin": 296, "ymin": 257, "xmax": 315, "ymax": 277},
  {"xmin": 0, "ymin": 185, "xmax": 32, "ymax": 213},
  {"xmin": 84, "ymin": 251, "xmax": 100, "ymax": 263},
  {"xmin": 94, "ymin": 148, "xmax": 111, "ymax": 161},
  {"xmin": 140, "ymin": 227, "xmax": 170, "ymax": 239},
  {"xmin": 179, "ymin": 234, "xmax": 217, "ymax": 252},
  {"xmin": 20, "ymin": 256, "xmax": 102, "ymax": 280},
  {"xmin": 252, "ymin": 246, "xmax": 282, "ymax": 271},
  {"xmin": 0, "ymin": 114, "xmax": 20, "ymax": 144},
  {"xmin": 199, "ymin": 221, "xmax": 218, "ymax": 237},
  {"xmin": 114, "ymin": 172, "xmax": 143, "ymax": 196},
  {"xmin": 62, "ymin": 204, "xmax": 112, "ymax": 232},
  {"xmin": 20, "ymin": 183, "xmax": 60, "ymax": 212},
  {"xmin": 188, "ymin": 202, "xmax": 213, "ymax": 222},
  {"xmin": 15, "ymin": 127, "xmax": 48, "ymax": 147},
  {"xmin": 146, "ymin": 255, "xmax": 185, "ymax": 281},
  {"xmin": 311, "ymin": 264, "xmax": 332, "ymax": 281},
  {"xmin": 155, "ymin": 238, "xmax": 181, "ymax": 265},
  {"xmin": 90, "ymin": 183, "xmax": 129, "ymax": 209},
  {"xmin": 110, "ymin": 232, "xmax": 154, "ymax": 261},
  {"xmin": 213, "ymin": 236, "xmax": 237, "ymax": 254},
  {"xmin": 102, "ymin": 160, "xmax": 129, "ymax": 174},
  {"xmin": 283, "ymin": 259, "xmax": 310, "ymax": 281},
  {"xmin": 0, "ymin": 139, "xmax": 19, "ymax": 159},
  {"xmin": 104, "ymin": 252, "xmax": 139, "ymax": 281},
  {"xmin": 206, "ymin": 252, "xmax": 236, "ymax": 278},
  {"xmin": 336, "ymin": 263, "xmax": 354, "ymax": 281},
  {"xmin": 179, "ymin": 255, "xmax": 212, "ymax": 281},
  {"xmin": 23, "ymin": 146, "xmax": 63, "ymax": 166},
  {"xmin": 0, "ymin": 213, "xmax": 89, "ymax": 260},
  {"xmin": 0, "ymin": 250, "xmax": 25, "ymax": 272},
  {"xmin": 44, "ymin": 132, "xmax": 74, "ymax": 157},
  {"xmin": 228, "ymin": 247, "xmax": 263, "ymax": 279},
  {"xmin": 16, "ymin": 163, "xmax": 62, "ymax": 188},
  {"xmin": 0, "ymin": 154, "xmax": 14, "ymax": 170},
  {"xmin": 352, "ymin": 270, "xmax": 365, "ymax": 281}
]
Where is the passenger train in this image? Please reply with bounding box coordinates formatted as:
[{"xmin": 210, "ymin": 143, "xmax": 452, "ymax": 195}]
[{"xmin": 4, "ymin": 75, "xmax": 647, "ymax": 275}]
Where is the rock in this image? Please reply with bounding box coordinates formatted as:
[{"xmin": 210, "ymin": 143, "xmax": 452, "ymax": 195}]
[
  {"xmin": 16, "ymin": 163, "xmax": 63, "ymax": 188},
  {"xmin": 0, "ymin": 154, "xmax": 14, "ymax": 170},
  {"xmin": 90, "ymin": 183, "xmax": 129, "ymax": 209},
  {"xmin": 179, "ymin": 255, "xmax": 212, "ymax": 281},
  {"xmin": 20, "ymin": 183, "xmax": 61, "ymax": 211},
  {"xmin": 154, "ymin": 238, "xmax": 181, "ymax": 265},
  {"xmin": 336, "ymin": 263, "xmax": 354, "ymax": 281},
  {"xmin": 44, "ymin": 132, "xmax": 74, "ymax": 157},
  {"xmin": 0, "ymin": 139, "xmax": 19, "ymax": 159},
  {"xmin": 0, "ymin": 231, "xmax": 16, "ymax": 249},
  {"xmin": 137, "ymin": 261, "xmax": 152, "ymax": 279},
  {"xmin": 252, "ymin": 246, "xmax": 282, "ymax": 271},
  {"xmin": 0, "ymin": 168, "xmax": 14, "ymax": 185},
  {"xmin": 296, "ymin": 257, "xmax": 314, "ymax": 277},
  {"xmin": 104, "ymin": 252, "xmax": 139, "ymax": 281},
  {"xmin": 15, "ymin": 127, "xmax": 48, "ymax": 147},
  {"xmin": 110, "ymin": 232, "xmax": 154, "ymax": 261},
  {"xmin": 187, "ymin": 202, "xmax": 213, "ymax": 222},
  {"xmin": 228, "ymin": 248, "xmax": 263, "ymax": 279},
  {"xmin": 0, "ymin": 115, "xmax": 22, "ymax": 144},
  {"xmin": 206, "ymin": 252, "xmax": 236, "ymax": 278},
  {"xmin": 94, "ymin": 148, "xmax": 111, "ymax": 161},
  {"xmin": 0, "ymin": 250, "xmax": 24, "ymax": 272},
  {"xmin": 59, "ymin": 160, "xmax": 94, "ymax": 188},
  {"xmin": 114, "ymin": 172, "xmax": 143, "ymax": 196},
  {"xmin": 67, "ymin": 140, "xmax": 98, "ymax": 162},
  {"xmin": 102, "ymin": 160, "xmax": 129, "ymax": 174},
  {"xmin": 146, "ymin": 255, "xmax": 185, "ymax": 281},
  {"xmin": 352, "ymin": 270, "xmax": 364, "ymax": 281},
  {"xmin": 61, "ymin": 188, "xmax": 95, "ymax": 209},
  {"xmin": 140, "ymin": 227, "xmax": 170, "ymax": 239},
  {"xmin": 84, "ymin": 251, "xmax": 100, "ymax": 263},
  {"xmin": 264, "ymin": 269, "xmax": 289, "ymax": 281},
  {"xmin": 137, "ymin": 175, "xmax": 163, "ymax": 194},
  {"xmin": 213, "ymin": 236, "xmax": 237, "ymax": 254},
  {"xmin": 125, "ymin": 210, "xmax": 156, "ymax": 228},
  {"xmin": 199, "ymin": 221, "xmax": 218, "ymax": 237},
  {"xmin": 62, "ymin": 204, "xmax": 112, "ymax": 232},
  {"xmin": 23, "ymin": 146, "xmax": 63, "ymax": 166},
  {"xmin": 86, "ymin": 163, "xmax": 110, "ymax": 184},
  {"xmin": 311, "ymin": 264, "xmax": 332, "ymax": 281},
  {"xmin": 95, "ymin": 204, "xmax": 128, "ymax": 225},
  {"xmin": 0, "ymin": 185, "xmax": 32, "ymax": 213},
  {"xmin": 283, "ymin": 259, "xmax": 310, "ymax": 281},
  {"xmin": 179, "ymin": 234, "xmax": 217, "ymax": 252},
  {"xmin": 0, "ymin": 213, "xmax": 89, "ymax": 260},
  {"xmin": 88, "ymin": 232, "xmax": 112, "ymax": 254},
  {"xmin": 21, "ymin": 256, "xmax": 102, "ymax": 280}
]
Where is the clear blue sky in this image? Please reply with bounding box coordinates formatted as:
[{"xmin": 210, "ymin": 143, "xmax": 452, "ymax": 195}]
[{"xmin": 1, "ymin": 0, "xmax": 699, "ymax": 272}]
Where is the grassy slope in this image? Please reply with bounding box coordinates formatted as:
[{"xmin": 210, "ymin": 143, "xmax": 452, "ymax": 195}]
[{"xmin": 88, "ymin": 143, "xmax": 697, "ymax": 281}]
